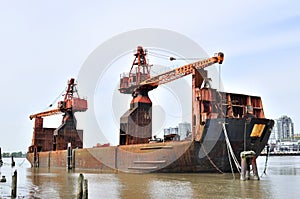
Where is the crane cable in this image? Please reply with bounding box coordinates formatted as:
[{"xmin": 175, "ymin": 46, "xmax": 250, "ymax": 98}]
[
  {"xmin": 202, "ymin": 143, "xmax": 224, "ymax": 174},
  {"xmin": 227, "ymin": 139, "xmax": 236, "ymax": 179},
  {"xmin": 147, "ymin": 50, "xmax": 207, "ymax": 61},
  {"xmin": 222, "ymin": 123, "xmax": 242, "ymax": 172},
  {"xmin": 147, "ymin": 51, "xmax": 170, "ymax": 59},
  {"xmin": 46, "ymin": 87, "xmax": 67, "ymax": 110},
  {"xmin": 261, "ymin": 144, "xmax": 270, "ymax": 177}
]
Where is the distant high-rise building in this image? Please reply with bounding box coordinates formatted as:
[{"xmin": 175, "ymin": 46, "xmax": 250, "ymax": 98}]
[
  {"xmin": 178, "ymin": 122, "xmax": 191, "ymax": 140},
  {"xmin": 163, "ymin": 122, "xmax": 191, "ymax": 141},
  {"xmin": 271, "ymin": 116, "xmax": 294, "ymax": 141},
  {"xmin": 269, "ymin": 120, "xmax": 278, "ymax": 143},
  {"xmin": 163, "ymin": 127, "xmax": 179, "ymax": 141}
]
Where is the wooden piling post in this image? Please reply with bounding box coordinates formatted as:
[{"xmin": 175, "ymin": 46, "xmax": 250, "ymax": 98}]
[
  {"xmin": 251, "ymin": 157, "xmax": 260, "ymax": 180},
  {"xmin": 240, "ymin": 154, "xmax": 247, "ymax": 181},
  {"xmin": 11, "ymin": 170, "xmax": 17, "ymax": 198},
  {"xmin": 77, "ymin": 173, "xmax": 88, "ymax": 199},
  {"xmin": 77, "ymin": 173, "xmax": 84, "ymax": 199},
  {"xmin": 67, "ymin": 143, "xmax": 72, "ymax": 170},
  {"xmin": 0, "ymin": 176, "xmax": 7, "ymax": 183},
  {"xmin": 246, "ymin": 158, "xmax": 251, "ymax": 180},
  {"xmin": 48, "ymin": 151, "xmax": 51, "ymax": 168},
  {"xmin": 34, "ymin": 146, "xmax": 39, "ymax": 167},
  {"xmin": 83, "ymin": 179, "xmax": 88, "ymax": 199},
  {"xmin": 240, "ymin": 151, "xmax": 257, "ymax": 181},
  {"xmin": 11, "ymin": 155, "xmax": 15, "ymax": 167},
  {"xmin": 72, "ymin": 149, "xmax": 76, "ymax": 169},
  {"xmin": 0, "ymin": 147, "xmax": 3, "ymax": 167}
]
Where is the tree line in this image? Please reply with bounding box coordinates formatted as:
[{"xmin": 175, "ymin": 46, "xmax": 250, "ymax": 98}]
[{"xmin": 1, "ymin": 151, "xmax": 26, "ymax": 158}]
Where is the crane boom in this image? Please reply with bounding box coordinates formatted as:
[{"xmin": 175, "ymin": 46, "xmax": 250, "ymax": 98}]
[
  {"xmin": 29, "ymin": 108, "xmax": 61, "ymax": 120},
  {"xmin": 139, "ymin": 52, "xmax": 224, "ymax": 88}
]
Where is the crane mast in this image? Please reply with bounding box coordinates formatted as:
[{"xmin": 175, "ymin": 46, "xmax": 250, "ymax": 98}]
[
  {"xmin": 119, "ymin": 46, "xmax": 224, "ymax": 145},
  {"xmin": 120, "ymin": 46, "xmax": 151, "ymax": 94}
]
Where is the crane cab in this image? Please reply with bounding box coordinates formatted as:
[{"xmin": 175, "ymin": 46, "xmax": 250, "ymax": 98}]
[
  {"xmin": 58, "ymin": 98, "xmax": 87, "ymax": 112},
  {"xmin": 119, "ymin": 46, "xmax": 151, "ymax": 94}
]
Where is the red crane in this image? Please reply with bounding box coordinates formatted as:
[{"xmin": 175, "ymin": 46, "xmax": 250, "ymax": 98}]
[
  {"xmin": 29, "ymin": 78, "xmax": 88, "ymax": 152},
  {"xmin": 119, "ymin": 46, "xmax": 224, "ymax": 145},
  {"xmin": 120, "ymin": 46, "xmax": 151, "ymax": 94},
  {"xmin": 29, "ymin": 78, "xmax": 87, "ymax": 120},
  {"xmin": 120, "ymin": 46, "xmax": 223, "ymax": 94}
]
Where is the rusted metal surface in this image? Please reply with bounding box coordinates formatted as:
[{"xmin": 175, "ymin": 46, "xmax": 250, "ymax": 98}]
[
  {"xmin": 119, "ymin": 50, "xmax": 224, "ymax": 146},
  {"xmin": 27, "ymin": 48, "xmax": 274, "ymax": 173},
  {"xmin": 29, "ymin": 108, "xmax": 61, "ymax": 120},
  {"xmin": 27, "ymin": 116, "xmax": 273, "ymax": 173},
  {"xmin": 28, "ymin": 112, "xmax": 83, "ymax": 153},
  {"xmin": 29, "ymin": 78, "xmax": 87, "ymax": 120},
  {"xmin": 120, "ymin": 89, "xmax": 152, "ymax": 145},
  {"xmin": 192, "ymin": 69, "xmax": 207, "ymax": 141},
  {"xmin": 27, "ymin": 116, "xmax": 274, "ymax": 173},
  {"xmin": 119, "ymin": 46, "xmax": 151, "ymax": 94},
  {"xmin": 53, "ymin": 112, "xmax": 83, "ymax": 151},
  {"xmin": 140, "ymin": 52, "xmax": 223, "ymax": 88},
  {"xmin": 28, "ymin": 78, "xmax": 86, "ymax": 154},
  {"xmin": 28, "ymin": 117, "xmax": 55, "ymax": 152},
  {"xmin": 67, "ymin": 97, "xmax": 88, "ymax": 112}
]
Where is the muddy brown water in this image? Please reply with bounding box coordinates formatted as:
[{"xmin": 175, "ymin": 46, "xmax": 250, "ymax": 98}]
[{"xmin": 0, "ymin": 156, "xmax": 299, "ymax": 198}]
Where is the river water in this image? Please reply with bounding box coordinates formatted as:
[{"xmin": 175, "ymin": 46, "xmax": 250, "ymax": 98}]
[{"xmin": 0, "ymin": 156, "xmax": 299, "ymax": 199}]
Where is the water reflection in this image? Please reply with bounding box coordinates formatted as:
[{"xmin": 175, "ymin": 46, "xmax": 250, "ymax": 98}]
[
  {"xmin": 29, "ymin": 170, "xmax": 270, "ymax": 199},
  {"xmin": 148, "ymin": 178, "xmax": 193, "ymax": 199},
  {"xmin": 0, "ymin": 156, "xmax": 300, "ymax": 198},
  {"xmin": 27, "ymin": 168, "xmax": 122, "ymax": 198},
  {"xmin": 83, "ymin": 173, "xmax": 121, "ymax": 199},
  {"xmin": 266, "ymin": 156, "xmax": 300, "ymax": 176}
]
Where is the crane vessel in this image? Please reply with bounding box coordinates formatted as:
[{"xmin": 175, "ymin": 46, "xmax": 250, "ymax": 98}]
[{"xmin": 27, "ymin": 46, "xmax": 274, "ymax": 173}]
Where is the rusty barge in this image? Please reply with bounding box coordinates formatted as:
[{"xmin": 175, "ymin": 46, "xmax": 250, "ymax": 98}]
[{"xmin": 27, "ymin": 47, "xmax": 274, "ymax": 173}]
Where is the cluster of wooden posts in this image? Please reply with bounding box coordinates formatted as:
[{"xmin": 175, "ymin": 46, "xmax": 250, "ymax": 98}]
[
  {"xmin": 0, "ymin": 147, "xmax": 18, "ymax": 198},
  {"xmin": 240, "ymin": 150, "xmax": 260, "ymax": 181},
  {"xmin": 0, "ymin": 172, "xmax": 16, "ymax": 197},
  {"xmin": 1, "ymin": 152, "xmax": 88, "ymax": 198},
  {"xmin": 77, "ymin": 173, "xmax": 88, "ymax": 199},
  {"xmin": 0, "ymin": 147, "xmax": 3, "ymax": 167},
  {"xmin": 22, "ymin": 144, "xmax": 89, "ymax": 198}
]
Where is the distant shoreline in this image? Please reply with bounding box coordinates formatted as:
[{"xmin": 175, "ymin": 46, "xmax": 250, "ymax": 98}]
[
  {"xmin": 1, "ymin": 156, "xmax": 26, "ymax": 158},
  {"xmin": 260, "ymin": 152, "xmax": 300, "ymax": 156}
]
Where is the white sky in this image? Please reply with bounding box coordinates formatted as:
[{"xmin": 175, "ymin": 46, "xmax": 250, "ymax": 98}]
[{"xmin": 0, "ymin": 1, "xmax": 299, "ymax": 152}]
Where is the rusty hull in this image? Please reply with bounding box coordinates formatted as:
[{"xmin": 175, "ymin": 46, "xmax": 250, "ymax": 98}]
[
  {"xmin": 27, "ymin": 62, "xmax": 274, "ymax": 173},
  {"xmin": 27, "ymin": 117, "xmax": 273, "ymax": 173}
]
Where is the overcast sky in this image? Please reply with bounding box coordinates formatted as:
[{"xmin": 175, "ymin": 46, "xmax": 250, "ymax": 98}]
[{"xmin": 0, "ymin": 1, "xmax": 299, "ymax": 152}]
